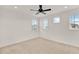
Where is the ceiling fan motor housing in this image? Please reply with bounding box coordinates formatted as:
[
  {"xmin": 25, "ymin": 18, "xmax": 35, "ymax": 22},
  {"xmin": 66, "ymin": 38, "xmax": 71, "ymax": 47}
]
[{"xmin": 39, "ymin": 9, "xmax": 43, "ymax": 12}]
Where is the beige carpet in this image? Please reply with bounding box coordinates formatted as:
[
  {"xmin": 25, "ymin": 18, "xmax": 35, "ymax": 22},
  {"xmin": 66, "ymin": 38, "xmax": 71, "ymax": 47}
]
[{"xmin": 0, "ymin": 38, "xmax": 79, "ymax": 54}]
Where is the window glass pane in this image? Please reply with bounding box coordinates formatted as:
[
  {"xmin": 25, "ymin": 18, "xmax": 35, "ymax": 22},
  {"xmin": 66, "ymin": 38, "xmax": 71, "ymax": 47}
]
[
  {"xmin": 53, "ymin": 17, "xmax": 60, "ymax": 23},
  {"xmin": 75, "ymin": 15, "xmax": 79, "ymax": 22},
  {"xmin": 69, "ymin": 16, "xmax": 75, "ymax": 24},
  {"xmin": 32, "ymin": 19, "xmax": 38, "ymax": 31},
  {"xmin": 69, "ymin": 15, "xmax": 79, "ymax": 30},
  {"xmin": 43, "ymin": 19, "xmax": 48, "ymax": 30}
]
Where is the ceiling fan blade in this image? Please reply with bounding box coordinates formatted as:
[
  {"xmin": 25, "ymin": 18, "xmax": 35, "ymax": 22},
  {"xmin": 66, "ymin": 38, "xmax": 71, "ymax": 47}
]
[
  {"xmin": 39, "ymin": 5, "xmax": 42, "ymax": 9},
  {"xmin": 30, "ymin": 9, "xmax": 38, "ymax": 11},
  {"xmin": 42, "ymin": 12, "xmax": 46, "ymax": 14},
  {"xmin": 35, "ymin": 12, "xmax": 46, "ymax": 15},
  {"xmin": 35, "ymin": 12, "xmax": 40, "ymax": 15},
  {"xmin": 43, "ymin": 9, "xmax": 51, "ymax": 11}
]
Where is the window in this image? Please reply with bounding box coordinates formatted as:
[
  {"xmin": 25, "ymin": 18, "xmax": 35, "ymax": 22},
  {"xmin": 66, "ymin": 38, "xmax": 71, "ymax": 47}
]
[
  {"xmin": 32, "ymin": 18, "xmax": 48, "ymax": 32},
  {"xmin": 43, "ymin": 19, "xmax": 48, "ymax": 31},
  {"xmin": 69, "ymin": 15, "xmax": 79, "ymax": 30},
  {"xmin": 32, "ymin": 19, "xmax": 38, "ymax": 31},
  {"xmin": 39, "ymin": 19, "xmax": 48, "ymax": 32},
  {"xmin": 53, "ymin": 16, "xmax": 60, "ymax": 23}
]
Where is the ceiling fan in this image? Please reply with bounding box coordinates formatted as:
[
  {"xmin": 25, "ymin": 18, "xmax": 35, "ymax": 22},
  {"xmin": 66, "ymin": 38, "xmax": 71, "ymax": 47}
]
[{"xmin": 31, "ymin": 5, "xmax": 51, "ymax": 15}]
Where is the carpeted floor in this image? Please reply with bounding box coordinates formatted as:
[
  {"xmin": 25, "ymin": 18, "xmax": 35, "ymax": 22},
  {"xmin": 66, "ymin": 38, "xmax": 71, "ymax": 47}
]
[{"xmin": 0, "ymin": 38, "xmax": 79, "ymax": 54}]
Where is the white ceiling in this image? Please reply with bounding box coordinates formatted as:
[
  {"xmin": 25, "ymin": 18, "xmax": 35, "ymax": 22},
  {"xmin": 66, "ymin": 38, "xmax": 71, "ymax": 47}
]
[{"xmin": 0, "ymin": 5, "xmax": 79, "ymax": 17}]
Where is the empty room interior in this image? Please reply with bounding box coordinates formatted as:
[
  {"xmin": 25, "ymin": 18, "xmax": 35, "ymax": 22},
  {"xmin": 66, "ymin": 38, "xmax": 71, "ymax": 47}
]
[{"xmin": 0, "ymin": 5, "xmax": 79, "ymax": 54}]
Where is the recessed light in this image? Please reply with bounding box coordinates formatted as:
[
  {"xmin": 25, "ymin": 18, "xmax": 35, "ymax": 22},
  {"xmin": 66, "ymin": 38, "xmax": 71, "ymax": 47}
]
[
  {"xmin": 14, "ymin": 6, "xmax": 18, "ymax": 8},
  {"xmin": 64, "ymin": 6, "xmax": 68, "ymax": 8}
]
